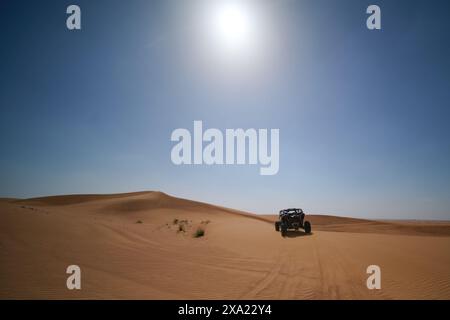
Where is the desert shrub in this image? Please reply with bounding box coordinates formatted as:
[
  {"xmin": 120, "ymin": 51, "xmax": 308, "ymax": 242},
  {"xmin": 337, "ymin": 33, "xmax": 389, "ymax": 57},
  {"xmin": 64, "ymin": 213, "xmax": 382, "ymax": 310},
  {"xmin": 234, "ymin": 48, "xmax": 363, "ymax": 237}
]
[
  {"xmin": 136, "ymin": 220, "xmax": 143, "ymax": 224},
  {"xmin": 194, "ymin": 228, "xmax": 205, "ymax": 238},
  {"xmin": 173, "ymin": 218, "xmax": 179, "ymax": 225}
]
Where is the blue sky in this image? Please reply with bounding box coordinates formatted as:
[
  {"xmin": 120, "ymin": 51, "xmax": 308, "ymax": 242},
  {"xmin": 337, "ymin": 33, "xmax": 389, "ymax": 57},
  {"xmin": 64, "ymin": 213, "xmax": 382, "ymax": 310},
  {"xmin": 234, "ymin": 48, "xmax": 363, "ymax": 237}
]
[{"xmin": 1, "ymin": 0, "xmax": 449, "ymax": 219}]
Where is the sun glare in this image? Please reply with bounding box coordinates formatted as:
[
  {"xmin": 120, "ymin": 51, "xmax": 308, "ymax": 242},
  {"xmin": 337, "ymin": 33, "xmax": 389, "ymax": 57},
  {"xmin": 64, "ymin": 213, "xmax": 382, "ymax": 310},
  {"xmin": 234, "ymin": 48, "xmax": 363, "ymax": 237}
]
[
  {"xmin": 211, "ymin": 2, "xmax": 254, "ymax": 53},
  {"xmin": 174, "ymin": 0, "xmax": 281, "ymax": 84},
  {"xmin": 205, "ymin": 0, "xmax": 259, "ymax": 59}
]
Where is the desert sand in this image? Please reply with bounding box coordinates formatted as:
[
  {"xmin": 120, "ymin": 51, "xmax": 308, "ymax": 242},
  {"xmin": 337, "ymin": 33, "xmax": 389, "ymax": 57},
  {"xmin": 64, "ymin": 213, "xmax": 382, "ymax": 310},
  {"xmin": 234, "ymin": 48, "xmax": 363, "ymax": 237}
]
[{"xmin": 1, "ymin": 191, "xmax": 449, "ymax": 299}]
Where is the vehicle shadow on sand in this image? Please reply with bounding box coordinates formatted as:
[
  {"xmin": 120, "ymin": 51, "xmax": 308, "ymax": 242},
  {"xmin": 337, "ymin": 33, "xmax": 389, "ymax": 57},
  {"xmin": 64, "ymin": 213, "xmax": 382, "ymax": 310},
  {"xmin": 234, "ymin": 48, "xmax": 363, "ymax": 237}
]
[{"xmin": 283, "ymin": 231, "xmax": 314, "ymax": 238}]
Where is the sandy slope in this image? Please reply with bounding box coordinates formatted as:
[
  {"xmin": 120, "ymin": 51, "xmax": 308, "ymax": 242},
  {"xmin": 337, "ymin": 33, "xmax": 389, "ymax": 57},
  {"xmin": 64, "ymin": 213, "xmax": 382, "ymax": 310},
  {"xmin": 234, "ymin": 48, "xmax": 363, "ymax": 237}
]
[{"xmin": 0, "ymin": 191, "xmax": 449, "ymax": 299}]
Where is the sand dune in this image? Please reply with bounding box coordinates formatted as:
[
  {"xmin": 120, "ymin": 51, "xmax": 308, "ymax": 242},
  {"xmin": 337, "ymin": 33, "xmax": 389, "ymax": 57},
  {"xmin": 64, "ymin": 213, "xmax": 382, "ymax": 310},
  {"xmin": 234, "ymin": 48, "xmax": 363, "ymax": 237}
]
[{"xmin": 1, "ymin": 191, "xmax": 449, "ymax": 299}]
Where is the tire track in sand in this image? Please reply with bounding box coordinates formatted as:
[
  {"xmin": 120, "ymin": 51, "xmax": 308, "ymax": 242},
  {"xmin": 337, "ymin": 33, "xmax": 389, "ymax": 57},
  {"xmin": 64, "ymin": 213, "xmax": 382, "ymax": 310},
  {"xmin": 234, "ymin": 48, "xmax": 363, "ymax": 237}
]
[{"xmin": 239, "ymin": 253, "xmax": 288, "ymax": 299}]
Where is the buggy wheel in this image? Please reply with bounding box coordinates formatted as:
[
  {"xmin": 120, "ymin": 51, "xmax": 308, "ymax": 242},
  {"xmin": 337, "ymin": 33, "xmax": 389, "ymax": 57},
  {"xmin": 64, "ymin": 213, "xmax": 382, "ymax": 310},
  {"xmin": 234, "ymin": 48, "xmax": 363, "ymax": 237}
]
[
  {"xmin": 304, "ymin": 221, "xmax": 311, "ymax": 234},
  {"xmin": 275, "ymin": 221, "xmax": 280, "ymax": 232},
  {"xmin": 281, "ymin": 224, "xmax": 287, "ymax": 237}
]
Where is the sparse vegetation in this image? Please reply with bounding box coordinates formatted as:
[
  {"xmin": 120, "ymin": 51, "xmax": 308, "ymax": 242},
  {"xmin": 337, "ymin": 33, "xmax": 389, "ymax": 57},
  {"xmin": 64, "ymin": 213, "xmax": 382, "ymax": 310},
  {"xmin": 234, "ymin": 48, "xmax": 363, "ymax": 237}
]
[
  {"xmin": 194, "ymin": 228, "xmax": 205, "ymax": 238},
  {"xmin": 171, "ymin": 218, "xmax": 206, "ymax": 236},
  {"xmin": 136, "ymin": 220, "xmax": 143, "ymax": 224}
]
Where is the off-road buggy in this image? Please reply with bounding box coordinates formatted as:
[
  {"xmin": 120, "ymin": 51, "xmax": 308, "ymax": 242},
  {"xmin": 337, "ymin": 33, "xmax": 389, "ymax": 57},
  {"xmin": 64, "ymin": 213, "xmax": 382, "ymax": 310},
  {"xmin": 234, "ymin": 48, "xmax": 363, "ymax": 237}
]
[{"xmin": 275, "ymin": 208, "xmax": 311, "ymax": 237}]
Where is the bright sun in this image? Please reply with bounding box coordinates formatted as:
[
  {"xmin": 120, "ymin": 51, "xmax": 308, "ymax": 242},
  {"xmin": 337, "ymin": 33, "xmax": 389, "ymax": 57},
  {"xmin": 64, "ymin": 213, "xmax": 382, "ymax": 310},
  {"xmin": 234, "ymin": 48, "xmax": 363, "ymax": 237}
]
[
  {"xmin": 181, "ymin": 0, "xmax": 278, "ymax": 80},
  {"xmin": 212, "ymin": 2, "xmax": 254, "ymax": 51},
  {"xmin": 206, "ymin": 1, "xmax": 257, "ymax": 57}
]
